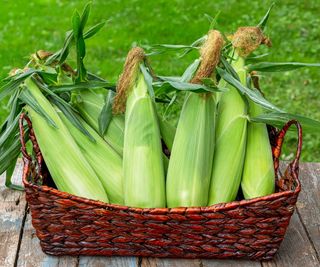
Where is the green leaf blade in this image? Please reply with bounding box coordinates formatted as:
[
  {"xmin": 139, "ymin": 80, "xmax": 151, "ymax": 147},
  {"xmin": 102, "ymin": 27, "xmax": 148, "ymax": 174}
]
[
  {"xmin": 257, "ymin": 3, "xmax": 275, "ymax": 31},
  {"xmin": 247, "ymin": 62, "xmax": 320, "ymax": 72},
  {"xmin": 98, "ymin": 90, "xmax": 114, "ymax": 135},
  {"xmin": 251, "ymin": 112, "xmax": 320, "ymax": 133},
  {"xmin": 217, "ymin": 67, "xmax": 282, "ymax": 112}
]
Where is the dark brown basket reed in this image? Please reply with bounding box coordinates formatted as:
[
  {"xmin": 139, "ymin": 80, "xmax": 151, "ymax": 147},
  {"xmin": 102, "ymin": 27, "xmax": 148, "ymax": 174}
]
[{"xmin": 19, "ymin": 113, "xmax": 302, "ymax": 260}]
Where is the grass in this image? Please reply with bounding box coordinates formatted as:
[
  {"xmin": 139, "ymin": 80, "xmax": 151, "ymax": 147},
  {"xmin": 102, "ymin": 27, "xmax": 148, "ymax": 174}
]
[{"xmin": 0, "ymin": 0, "xmax": 319, "ymax": 161}]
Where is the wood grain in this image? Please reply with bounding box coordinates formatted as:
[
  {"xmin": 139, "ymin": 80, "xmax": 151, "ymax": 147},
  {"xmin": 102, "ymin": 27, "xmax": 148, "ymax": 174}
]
[
  {"xmin": 78, "ymin": 256, "xmax": 138, "ymax": 267},
  {"xmin": 262, "ymin": 211, "xmax": 319, "ymax": 267},
  {"xmin": 296, "ymin": 163, "xmax": 320, "ymax": 257},
  {"xmin": 202, "ymin": 259, "xmax": 261, "ymax": 266},
  {"xmin": 16, "ymin": 213, "xmax": 78, "ymax": 267},
  {"xmin": 0, "ymin": 161, "xmax": 26, "ymax": 267},
  {"xmin": 141, "ymin": 257, "xmax": 200, "ymax": 267}
]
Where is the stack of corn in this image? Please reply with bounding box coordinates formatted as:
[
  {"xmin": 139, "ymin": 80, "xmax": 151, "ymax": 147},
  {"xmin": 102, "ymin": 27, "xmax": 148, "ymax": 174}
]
[{"xmin": 23, "ymin": 77, "xmax": 109, "ymax": 203}]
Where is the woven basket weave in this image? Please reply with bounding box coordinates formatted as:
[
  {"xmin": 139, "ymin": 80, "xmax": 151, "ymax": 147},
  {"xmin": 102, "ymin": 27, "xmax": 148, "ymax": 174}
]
[{"xmin": 19, "ymin": 113, "xmax": 302, "ymax": 260}]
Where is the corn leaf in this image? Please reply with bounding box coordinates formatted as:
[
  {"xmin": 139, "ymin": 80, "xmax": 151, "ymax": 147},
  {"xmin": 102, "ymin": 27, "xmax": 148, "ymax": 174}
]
[
  {"xmin": 155, "ymin": 97, "xmax": 171, "ymax": 104},
  {"xmin": 257, "ymin": 3, "xmax": 275, "ymax": 30},
  {"xmin": 73, "ymin": 11, "xmax": 87, "ymax": 82},
  {"xmin": 140, "ymin": 64, "xmax": 155, "ymax": 100},
  {"xmin": 205, "ymin": 11, "xmax": 221, "ymax": 30},
  {"xmin": 46, "ymin": 3, "xmax": 100, "ymax": 66},
  {"xmin": 220, "ymin": 56, "xmax": 240, "ymax": 81},
  {"xmin": 57, "ymin": 31, "xmax": 74, "ymax": 64},
  {"xmin": 83, "ymin": 21, "xmax": 106, "ymax": 39},
  {"xmin": 153, "ymin": 44, "xmax": 198, "ymax": 49},
  {"xmin": 79, "ymin": 2, "xmax": 91, "ymax": 31},
  {"xmin": 50, "ymin": 95, "xmax": 95, "ymax": 142},
  {"xmin": 217, "ymin": 67, "xmax": 282, "ymax": 112},
  {"xmin": 246, "ymin": 62, "xmax": 320, "ymax": 72},
  {"xmin": 0, "ymin": 69, "xmax": 38, "ymax": 101},
  {"xmin": 98, "ymin": 90, "xmax": 114, "ymax": 135},
  {"xmin": 154, "ymin": 81, "xmax": 210, "ymax": 95},
  {"xmin": 87, "ymin": 72, "xmax": 109, "ymax": 82},
  {"xmin": 0, "ymin": 93, "xmax": 21, "ymax": 136},
  {"xmin": 45, "ymin": 30, "xmax": 73, "ymax": 65},
  {"xmin": 5, "ymin": 157, "xmax": 24, "ymax": 191},
  {"xmin": 49, "ymin": 81, "xmax": 115, "ymax": 93},
  {"xmin": 38, "ymin": 71, "xmax": 58, "ymax": 85},
  {"xmin": 0, "ymin": 133, "xmax": 24, "ymax": 176},
  {"xmin": 156, "ymin": 76, "xmax": 181, "ymax": 82},
  {"xmin": 246, "ymin": 53, "xmax": 270, "ymax": 61},
  {"xmin": 19, "ymin": 88, "xmax": 57, "ymax": 128},
  {"xmin": 250, "ymin": 112, "xmax": 320, "ymax": 132},
  {"xmin": 35, "ymin": 79, "xmax": 96, "ymax": 141},
  {"xmin": 178, "ymin": 35, "xmax": 207, "ymax": 58},
  {"xmin": 0, "ymin": 115, "xmax": 20, "ymax": 148},
  {"xmin": 46, "ymin": 21, "xmax": 105, "ymax": 66},
  {"xmin": 181, "ymin": 59, "xmax": 200, "ymax": 82}
]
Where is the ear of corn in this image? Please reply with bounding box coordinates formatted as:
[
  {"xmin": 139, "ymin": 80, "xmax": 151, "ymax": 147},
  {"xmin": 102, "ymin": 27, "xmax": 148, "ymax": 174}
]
[
  {"xmin": 241, "ymin": 90, "xmax": 275, "ymax": 199},
  {"xmin": 24, "ymin": 78, "xmax": 109, "ymax": 203},
  {"xmin": 58, "ymin": 110, "xmax": 124, "ymax": 204},
  {"xmin": 166, "ymin": 30, "xmax": 223, "ymax": 208},
  {"xmin": 166, "ymin": 93, "xmax": 216, "ymax": 207},
  {"xmin": 208, "ymin": 53, "xmax": 248, "ymax": 205},
  {"xmin": 114, "ymin": 48, "xmax": 166, "ymax": 208},
  {"xmin": 74, "ymin": 89, "xmax": 124, "ymax": 156},
  {"xmin": 232, "ymin": 27, "xmax": 275, "ymax": 199}
]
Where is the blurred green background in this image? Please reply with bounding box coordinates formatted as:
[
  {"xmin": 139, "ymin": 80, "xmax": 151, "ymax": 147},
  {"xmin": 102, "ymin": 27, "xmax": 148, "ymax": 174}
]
[{"xmin": 0, "ymin": 0, "xmax": 319, "ymax": 161}]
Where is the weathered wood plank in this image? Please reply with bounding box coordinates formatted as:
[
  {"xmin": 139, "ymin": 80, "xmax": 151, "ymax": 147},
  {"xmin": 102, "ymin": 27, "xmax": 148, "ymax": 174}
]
[
  {"xmin": 296, "ymin": 163, "xmax": 320, "ymax": 257},
  {"xmin": 16, "ymin": 213, "xmax": 78, "ymax": 267},
  {"xmin": 78, "ymin": 256, "xmax": 138, "ymax": 267},
  {"xmin": 262, "ymin": 211, "xmax": 319, "ymax": 267},
  {"xmin": 141, "ymin": 257, "xmax": 200, "ymax": 267},
  {"xmin": 202, "ymin": 259, "xmax": 261, "ymax": 266},
  {"xmin": 0, "ymin": 161, "xmax": 26, "ymax": 267}
]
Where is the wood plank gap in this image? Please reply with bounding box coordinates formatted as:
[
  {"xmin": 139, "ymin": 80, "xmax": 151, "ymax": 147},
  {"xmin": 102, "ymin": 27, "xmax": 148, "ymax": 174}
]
[
  {"xmin": 296, "ymin": 208, "xmax": 320, "ymax": 263},
  {"xmin": 13, "ymin": 204, "xmax": 28, "ymax": 267},
  {"xmin": 75, "ymin": 256, "xmax": 80, "ymax": 267},
  {"xmin": 137, "ymin": 257, "xmax": 142, "ymax": 267}
]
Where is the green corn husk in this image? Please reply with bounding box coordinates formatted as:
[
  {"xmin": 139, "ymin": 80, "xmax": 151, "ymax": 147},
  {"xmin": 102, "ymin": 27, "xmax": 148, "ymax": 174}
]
[
  {"xmin": 166, "ymin": 30, "xmax": 224, "ymax": 208},
  {"xmin": 166, "ymin": 93, "xmax": 216, "ymax": 207},
  {"xmin": 24, "ymin": 78, "xmax": 109, "ymax": 203},
  {"xmin": 113, "ymin": 47, "xmax": 166, "ymax": 208},
  {"xmin": 158, "ymin": 116, "xmax": 176, "ymax": 152},
  {"xmin": 208, "ymin": 53, "xmax": 248, "ymax": 205},
  {"xmin": 162, "ymin": 154, "xmax": 169, "ymax": 174},
  {"xmin": 241, "ymin": 86, "xmax": 275, "ymax": 199},
  {"xmin": 74, "ymin": 89, "xmax": 124, "ymax": 156},
  {"xmin": 58, "ymin": 110, "xmax": 124, "ymax": 204}
]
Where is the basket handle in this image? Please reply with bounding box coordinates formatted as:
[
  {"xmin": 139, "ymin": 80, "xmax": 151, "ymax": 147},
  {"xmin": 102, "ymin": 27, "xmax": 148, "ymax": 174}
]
[
  {"xmin": 272, "ymin": 120, "xmax": 302, "ymax": 190},
  {"xmin": 19, "ymin": 113, "xmax": 44, "ymax": 181}
]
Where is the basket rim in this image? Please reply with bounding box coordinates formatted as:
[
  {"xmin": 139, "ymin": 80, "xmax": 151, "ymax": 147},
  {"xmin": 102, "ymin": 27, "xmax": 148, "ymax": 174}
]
[{"xmin": 22, "ymin": 159, "xmax": 301, "ymax": 214}]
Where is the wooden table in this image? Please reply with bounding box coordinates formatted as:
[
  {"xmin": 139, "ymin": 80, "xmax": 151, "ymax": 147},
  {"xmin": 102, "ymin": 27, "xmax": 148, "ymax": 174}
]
[{"xmin": 1, "ymin": 161, "xmax": 319, "ymax": 267}]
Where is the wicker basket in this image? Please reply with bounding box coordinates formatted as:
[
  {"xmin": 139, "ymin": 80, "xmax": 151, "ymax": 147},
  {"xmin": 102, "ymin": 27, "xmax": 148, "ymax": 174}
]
[{"xmin": 19, "ymin": 113, "xmax": 302, "ymax": 260}]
